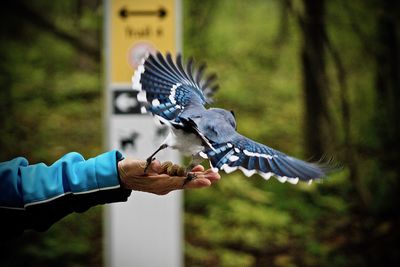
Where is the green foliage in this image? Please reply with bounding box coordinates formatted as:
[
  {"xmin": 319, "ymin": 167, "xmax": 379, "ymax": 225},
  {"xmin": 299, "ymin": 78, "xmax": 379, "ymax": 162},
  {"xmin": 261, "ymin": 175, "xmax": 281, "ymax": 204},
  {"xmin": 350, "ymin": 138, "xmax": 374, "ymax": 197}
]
[{"xmin": 184, "ymin": 0, "xmax": 400, "ymax": 266}]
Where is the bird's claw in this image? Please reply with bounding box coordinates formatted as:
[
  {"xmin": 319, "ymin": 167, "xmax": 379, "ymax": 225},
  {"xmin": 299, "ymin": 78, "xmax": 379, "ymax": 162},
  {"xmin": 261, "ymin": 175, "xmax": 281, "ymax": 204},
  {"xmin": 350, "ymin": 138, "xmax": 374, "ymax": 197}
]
[{"xmin": 183, "ymin": 172, "xmax": 197, "ymax": 188}]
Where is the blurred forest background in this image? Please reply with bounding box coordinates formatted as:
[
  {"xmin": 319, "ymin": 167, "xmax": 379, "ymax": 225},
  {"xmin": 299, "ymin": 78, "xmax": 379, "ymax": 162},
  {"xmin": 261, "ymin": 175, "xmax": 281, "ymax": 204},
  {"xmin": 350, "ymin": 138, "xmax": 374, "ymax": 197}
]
[{"xmin": 0, "ymin": 0, "xmax": 399, "ymax": 266}]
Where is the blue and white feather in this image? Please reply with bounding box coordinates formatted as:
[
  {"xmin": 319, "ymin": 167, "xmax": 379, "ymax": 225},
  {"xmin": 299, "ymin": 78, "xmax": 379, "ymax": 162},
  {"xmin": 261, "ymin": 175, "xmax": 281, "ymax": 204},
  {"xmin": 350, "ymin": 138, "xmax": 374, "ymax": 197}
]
[{"xmin": 132, "ymin": 53, "xmax": 217, "ymax": 122}]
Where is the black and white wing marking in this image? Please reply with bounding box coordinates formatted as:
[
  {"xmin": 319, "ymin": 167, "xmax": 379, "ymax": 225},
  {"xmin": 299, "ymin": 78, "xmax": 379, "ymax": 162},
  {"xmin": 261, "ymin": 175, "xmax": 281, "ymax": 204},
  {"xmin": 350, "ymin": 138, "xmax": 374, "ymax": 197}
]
[
  {"xmin": 132, "ymin": 52, "xmax": 218, "ymax": 122},
  {"xmin": 203, "ymin": 134, "xmax": 330, "ymax": 184}
]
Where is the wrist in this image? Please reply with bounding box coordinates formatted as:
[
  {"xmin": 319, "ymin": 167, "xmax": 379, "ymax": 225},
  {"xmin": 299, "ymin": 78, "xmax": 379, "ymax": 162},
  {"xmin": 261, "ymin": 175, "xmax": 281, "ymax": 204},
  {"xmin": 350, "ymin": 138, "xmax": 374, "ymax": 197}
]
[{"xmin": 117, "ymin": 159, "xmax": 128, "ymax": 188}]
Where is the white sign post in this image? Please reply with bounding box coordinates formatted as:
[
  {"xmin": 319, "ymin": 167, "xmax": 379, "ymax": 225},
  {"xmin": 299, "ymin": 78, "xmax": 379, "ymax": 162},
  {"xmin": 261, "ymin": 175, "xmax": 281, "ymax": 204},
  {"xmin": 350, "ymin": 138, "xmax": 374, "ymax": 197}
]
[{"xmin": 103, "ymin": 1, "xmax": 182, "ymax": 266}]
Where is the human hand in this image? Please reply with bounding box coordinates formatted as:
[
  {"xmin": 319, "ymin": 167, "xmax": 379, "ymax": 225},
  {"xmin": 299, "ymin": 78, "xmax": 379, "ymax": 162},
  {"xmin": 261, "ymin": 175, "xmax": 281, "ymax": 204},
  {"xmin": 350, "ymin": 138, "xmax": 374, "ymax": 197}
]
[{"xmin": 117, "ymin": 159, "xmax": 220, "ymax": 195}]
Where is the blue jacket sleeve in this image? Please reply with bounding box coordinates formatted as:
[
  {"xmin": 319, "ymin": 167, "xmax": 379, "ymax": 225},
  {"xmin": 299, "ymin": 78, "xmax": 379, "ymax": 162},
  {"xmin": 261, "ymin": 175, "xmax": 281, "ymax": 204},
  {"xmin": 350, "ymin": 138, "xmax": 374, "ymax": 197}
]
[{"xmin": 0, "ymin": 150, "xmax": 131, "ymax": 237}]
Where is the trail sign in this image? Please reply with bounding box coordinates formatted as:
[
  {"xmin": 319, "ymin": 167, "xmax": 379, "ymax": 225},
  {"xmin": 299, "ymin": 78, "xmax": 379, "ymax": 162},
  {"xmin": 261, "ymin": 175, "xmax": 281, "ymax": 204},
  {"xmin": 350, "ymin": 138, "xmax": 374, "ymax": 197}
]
[
  {"xmin": 113, "ymin": 90, "xmax": 140, "ymax": 114},
  {"xmin": 109, "ymin": 0, "xmax": 179, "ymax": 84},
  {"xmin": 104, "ymin": 1, "xmax": 182, "ymax": 267},
  {"xmin": 119, "ymin": 6, "xmax": 167, "ymax": 19}
]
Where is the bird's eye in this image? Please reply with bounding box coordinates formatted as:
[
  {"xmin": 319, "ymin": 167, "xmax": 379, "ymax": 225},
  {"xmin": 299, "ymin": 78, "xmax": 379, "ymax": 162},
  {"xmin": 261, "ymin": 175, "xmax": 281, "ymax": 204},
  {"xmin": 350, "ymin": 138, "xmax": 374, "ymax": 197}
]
[{"xmin": 229, "ymin": 110, "xmax": 237, "ymax": 130}]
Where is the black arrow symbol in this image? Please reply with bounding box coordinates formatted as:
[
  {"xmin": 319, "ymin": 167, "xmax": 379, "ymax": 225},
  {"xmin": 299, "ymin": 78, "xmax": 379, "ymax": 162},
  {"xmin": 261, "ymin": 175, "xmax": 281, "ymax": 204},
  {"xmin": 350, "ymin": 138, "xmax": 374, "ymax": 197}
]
[{"xmin": 119, "ymin": 7, "xmax": 167, "ymax": 19}]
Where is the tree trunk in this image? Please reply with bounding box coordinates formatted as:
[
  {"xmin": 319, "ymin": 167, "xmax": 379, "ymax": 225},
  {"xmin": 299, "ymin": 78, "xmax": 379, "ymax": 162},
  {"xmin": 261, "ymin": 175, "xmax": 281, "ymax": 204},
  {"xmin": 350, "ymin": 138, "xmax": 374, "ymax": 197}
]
[
  {"xmin": 300, "ymin": 0, "xmax": 332, "ymax": 158},
  {"xmin": 374, "ymin": 0, "xmax": 400, "ymax": 213},
  {"xmin": 375, "ymin": 1, "xmax": 400, "ymax": 162}
]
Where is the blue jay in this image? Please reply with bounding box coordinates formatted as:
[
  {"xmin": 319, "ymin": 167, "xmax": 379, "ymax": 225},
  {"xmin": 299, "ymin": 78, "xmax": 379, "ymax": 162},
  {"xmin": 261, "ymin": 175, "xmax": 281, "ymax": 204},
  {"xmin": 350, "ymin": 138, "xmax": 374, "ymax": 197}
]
[{"xmin": 132, "ymin": 53, "xmax": 332, "ymax": 185}]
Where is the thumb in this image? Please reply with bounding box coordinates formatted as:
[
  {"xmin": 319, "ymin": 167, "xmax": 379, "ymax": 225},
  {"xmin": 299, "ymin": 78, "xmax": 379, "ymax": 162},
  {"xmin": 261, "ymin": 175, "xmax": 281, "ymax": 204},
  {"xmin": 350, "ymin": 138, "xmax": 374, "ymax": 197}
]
[
  {"xmin": 147, "ymin": 160, "xmax": 162, "ymax": 174},
  {"xmin": 119, "ymin": 158, "xmax": 161, "ymax": 176}
]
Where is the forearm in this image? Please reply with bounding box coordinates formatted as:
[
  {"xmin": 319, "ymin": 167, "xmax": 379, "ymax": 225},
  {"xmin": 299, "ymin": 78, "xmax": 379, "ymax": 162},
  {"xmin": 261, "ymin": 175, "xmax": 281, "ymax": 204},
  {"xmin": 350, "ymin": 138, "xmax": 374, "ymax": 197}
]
[{"xmin": 0, "ymin": 150, "xmax": 131, "ymax": 236}]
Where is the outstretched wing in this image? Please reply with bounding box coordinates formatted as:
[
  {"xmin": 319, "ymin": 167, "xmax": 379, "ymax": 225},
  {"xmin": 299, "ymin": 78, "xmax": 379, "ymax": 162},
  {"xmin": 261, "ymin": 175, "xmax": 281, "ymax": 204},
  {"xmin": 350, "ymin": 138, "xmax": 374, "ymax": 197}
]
[
  {"xmin": 203, "ymin": 133, "xmax": 331, "ymax": 183},
  {"xmin": 132, "ymin": 52, "xmax": 218, "ymax": 122}
]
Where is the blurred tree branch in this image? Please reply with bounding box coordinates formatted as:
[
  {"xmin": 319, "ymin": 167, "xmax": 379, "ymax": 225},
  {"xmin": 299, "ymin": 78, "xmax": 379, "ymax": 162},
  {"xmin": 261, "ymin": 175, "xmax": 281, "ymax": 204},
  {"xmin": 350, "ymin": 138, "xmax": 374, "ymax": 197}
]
[
  {"xmin": 273, "ymin": 1, "xmax": 290, "ymax": 48},
  {"xmin": 6, "ymin": 1, "xmax": 100, "ymax": 62},
  {"xmin": 340, "ymin": 0, "xmax": 377, "ymax": 58}
]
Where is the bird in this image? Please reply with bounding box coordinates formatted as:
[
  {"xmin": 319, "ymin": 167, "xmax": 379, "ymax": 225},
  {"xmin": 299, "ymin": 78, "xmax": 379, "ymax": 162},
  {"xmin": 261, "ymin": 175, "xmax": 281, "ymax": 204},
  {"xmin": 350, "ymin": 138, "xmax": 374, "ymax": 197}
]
[{"xmin": 132, "ymin": 52, "xmax": 333, "ymax": 185}]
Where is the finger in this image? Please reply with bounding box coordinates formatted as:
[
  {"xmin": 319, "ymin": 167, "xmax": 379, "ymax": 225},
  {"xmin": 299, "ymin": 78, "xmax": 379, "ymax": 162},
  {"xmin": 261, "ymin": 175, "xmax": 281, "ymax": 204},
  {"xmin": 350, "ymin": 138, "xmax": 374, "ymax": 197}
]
[
  {"xmin": 182, "ymin": 169, "xmax": 220, "ymax": 184},
  {"xmin": 167, "ymin": 164, "xmax": 180, "ymax": 176},
  {"xmin": 148, "ymin": 160, "xmax": 162, "ymax": 174},
  {"xmin": 184, "ymin": 178, "xmax": 212, "ymax": 189},
  {"xmin": 191, "ymin": 165, "xmax": 204, "ymax": 172},
  {"xmin": 203, "ymin": 169, "xmax": 221, "ymax": 182},
  {"xmin": 176, "ymin": 166, "xmax": 186, "ymax": 177},
  {"xmin": 181, "ymin": 171, "xmax": 220, "ymax": 185},
  {"xmin": 205, "ymin": 168, "xmax": 219, "ymax": 174},
  {"xmin": 160, "ymin": 161, "xmax": 173, "ymax": 174}
]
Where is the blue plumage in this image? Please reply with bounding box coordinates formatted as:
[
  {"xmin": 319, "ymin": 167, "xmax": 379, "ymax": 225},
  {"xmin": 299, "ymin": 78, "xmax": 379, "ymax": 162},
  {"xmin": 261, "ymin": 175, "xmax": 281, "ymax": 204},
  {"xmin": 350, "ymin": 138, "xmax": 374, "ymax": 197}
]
[{"xmin": 132, "ymin": 52, "xmax": 333, "ymax": 183}]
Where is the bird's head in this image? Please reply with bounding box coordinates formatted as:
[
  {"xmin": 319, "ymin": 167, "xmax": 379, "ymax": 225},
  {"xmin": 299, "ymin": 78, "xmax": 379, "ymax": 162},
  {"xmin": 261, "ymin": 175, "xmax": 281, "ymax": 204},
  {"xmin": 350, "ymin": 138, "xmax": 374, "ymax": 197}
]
[{"xmin": 210, "ymin": 108, "xmax": 237, "ymax": 130}]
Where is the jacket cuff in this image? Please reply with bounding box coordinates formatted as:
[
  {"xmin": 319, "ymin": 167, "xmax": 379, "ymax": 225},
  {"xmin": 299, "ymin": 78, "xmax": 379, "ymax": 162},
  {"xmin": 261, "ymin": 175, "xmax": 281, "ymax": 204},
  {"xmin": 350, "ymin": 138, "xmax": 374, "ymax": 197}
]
[{"xmin": 93, "ymin": 150, "xmax": 124, "ymax": 189}]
